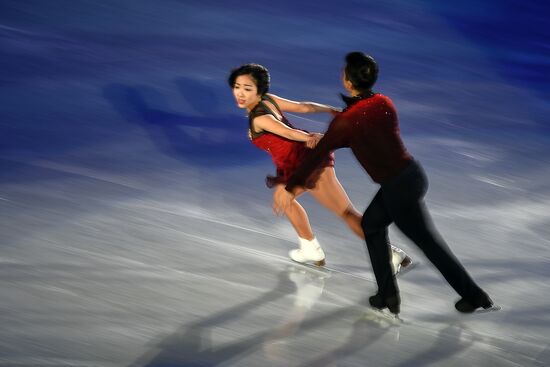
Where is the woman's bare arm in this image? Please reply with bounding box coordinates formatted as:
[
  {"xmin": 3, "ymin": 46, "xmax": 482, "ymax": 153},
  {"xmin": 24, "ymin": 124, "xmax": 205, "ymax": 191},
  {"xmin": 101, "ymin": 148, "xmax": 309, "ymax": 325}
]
[
  {"xmin": 253, "ymin": 114, "xmax": 312, "ymax": 142},
  {"xmin": 268, "ymin": 94, "xmax": 340, "ymax": 114}
]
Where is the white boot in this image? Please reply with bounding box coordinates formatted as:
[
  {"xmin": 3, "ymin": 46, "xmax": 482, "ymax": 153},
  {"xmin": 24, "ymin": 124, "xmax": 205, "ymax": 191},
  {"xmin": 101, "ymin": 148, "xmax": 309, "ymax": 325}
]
[
  {"xmin": 289, "ymin": 237, "xmax": 326, "ymax": 266},
  {"xmin": 390, "ymin": 245, "xmax": 411, "ymax": 275}
]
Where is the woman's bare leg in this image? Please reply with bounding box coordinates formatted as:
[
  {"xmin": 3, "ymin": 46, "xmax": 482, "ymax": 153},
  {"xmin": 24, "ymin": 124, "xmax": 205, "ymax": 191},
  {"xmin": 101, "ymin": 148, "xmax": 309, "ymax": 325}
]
[
  {"xmin": 274, "ymin": 185, "xmax": 325, "ymax": 265},
  {"xmin": 309, "ymin": 167, "xmax": 411, "ymax": 271},
  {"xmin": 274, "ymin": 185, "xmax": 314, "ymax": 240},
  {"xmin": 285, "ymin": 200, "xmax": 315, "ymax": 241},
  {"xmin": 308, "ymin": 167, "xmax": 364, "ymax": 239}
]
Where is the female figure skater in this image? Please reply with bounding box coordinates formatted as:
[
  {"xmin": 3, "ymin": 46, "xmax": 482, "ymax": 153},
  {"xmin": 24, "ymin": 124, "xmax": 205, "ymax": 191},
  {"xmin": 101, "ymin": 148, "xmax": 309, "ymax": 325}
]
[
  {"xmin": 228, "ymin": 63, "xmax": 411, "ymax": 273},
  {"xmin": 274, "ymin": 52, "xmax": 493, "ymax": 314}
]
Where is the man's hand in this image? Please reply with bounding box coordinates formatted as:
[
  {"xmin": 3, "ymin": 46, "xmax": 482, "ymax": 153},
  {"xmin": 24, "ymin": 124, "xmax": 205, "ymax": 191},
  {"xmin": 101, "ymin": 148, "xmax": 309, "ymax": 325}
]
[
  {"xmin": 306, "ymin": 133, "xmax": 323, "ymax": 149},
  {"xmin": 273, "ymin": 184, "xmax": 295, "ymax": 216}
]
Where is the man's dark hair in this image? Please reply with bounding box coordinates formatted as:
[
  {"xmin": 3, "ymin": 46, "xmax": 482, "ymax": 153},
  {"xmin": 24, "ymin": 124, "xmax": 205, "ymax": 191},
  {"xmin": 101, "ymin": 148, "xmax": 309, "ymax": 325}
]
[{"xmin": 344, "ymin": 52, "xmax": 378, "ymax": 92}]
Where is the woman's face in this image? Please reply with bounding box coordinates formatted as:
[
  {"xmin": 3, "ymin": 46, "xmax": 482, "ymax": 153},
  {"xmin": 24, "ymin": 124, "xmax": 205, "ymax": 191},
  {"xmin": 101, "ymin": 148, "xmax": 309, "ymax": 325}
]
[{"xmin": 232, "ymin": 74, "xmax": 261, "ymax": 111}]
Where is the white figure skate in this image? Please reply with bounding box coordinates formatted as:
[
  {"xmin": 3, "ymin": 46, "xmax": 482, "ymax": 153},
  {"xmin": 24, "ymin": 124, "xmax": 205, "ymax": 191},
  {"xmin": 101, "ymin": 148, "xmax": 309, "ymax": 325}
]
[
  {"xmin": 289, "ymin": 237, "xmax": 326, "ymax": 267},
  {"xmin": 391, "ymin": 245, "xmax": 412, "ymax": 275}
]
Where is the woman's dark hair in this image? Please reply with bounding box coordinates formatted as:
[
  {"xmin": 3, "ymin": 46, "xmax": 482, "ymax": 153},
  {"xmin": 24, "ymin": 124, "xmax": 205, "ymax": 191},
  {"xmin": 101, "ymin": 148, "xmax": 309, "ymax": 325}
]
[
  {"xmin": 228, "ymin": 63, "xmax": 270, "ymax": 95},
  {"xmin": 344, "ymin": 52, "xmax": 378, "ymax": 92}
]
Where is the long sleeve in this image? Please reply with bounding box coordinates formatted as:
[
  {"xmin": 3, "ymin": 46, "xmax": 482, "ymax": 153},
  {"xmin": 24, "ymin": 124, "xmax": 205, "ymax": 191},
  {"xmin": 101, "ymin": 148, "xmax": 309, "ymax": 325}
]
[{"xmin": 285, "ymin": 114, "xmax": 351, "ymax": 192}]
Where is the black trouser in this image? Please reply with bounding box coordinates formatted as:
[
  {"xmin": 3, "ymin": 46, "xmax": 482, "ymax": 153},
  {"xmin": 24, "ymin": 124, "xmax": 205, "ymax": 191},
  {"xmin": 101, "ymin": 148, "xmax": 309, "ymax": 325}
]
[{"xmin": 361, "ymin": 160, "xmax": 483, "ymax": 302}]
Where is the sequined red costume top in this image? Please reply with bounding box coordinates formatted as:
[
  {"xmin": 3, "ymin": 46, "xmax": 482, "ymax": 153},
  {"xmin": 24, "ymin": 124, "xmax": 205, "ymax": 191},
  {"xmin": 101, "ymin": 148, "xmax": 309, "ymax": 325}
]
[
  {"xmin": 248, "ymin": 95, "xmax": 334, "ymax": 188},
  {"xmin": 286, "ymin": 93, "xmax": 412, "ymax": 191}
]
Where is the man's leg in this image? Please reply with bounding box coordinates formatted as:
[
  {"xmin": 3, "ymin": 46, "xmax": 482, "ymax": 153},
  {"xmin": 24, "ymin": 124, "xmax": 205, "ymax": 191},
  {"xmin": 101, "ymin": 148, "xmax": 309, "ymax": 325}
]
[
  {"xmin": 392, "ymin": 199, "xmax": 484, "ymax": 300},
  {"xmin": 361, "ymin": 190, "xmax": 399, "ymax": 312}
]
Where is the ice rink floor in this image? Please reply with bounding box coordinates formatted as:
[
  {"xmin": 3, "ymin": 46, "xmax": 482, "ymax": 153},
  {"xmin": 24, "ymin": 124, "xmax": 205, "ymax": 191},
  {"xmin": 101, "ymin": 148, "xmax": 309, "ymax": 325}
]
[{"xmin": 2, "ymin": 153, "xmax": 550, "ymax": 366}]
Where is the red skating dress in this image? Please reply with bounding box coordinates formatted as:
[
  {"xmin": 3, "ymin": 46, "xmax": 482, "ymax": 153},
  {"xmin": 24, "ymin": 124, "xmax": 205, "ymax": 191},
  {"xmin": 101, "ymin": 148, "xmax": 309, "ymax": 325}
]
[{"xmin": 248, "ymin": 95, "xmax": 334, "ymax": 188}]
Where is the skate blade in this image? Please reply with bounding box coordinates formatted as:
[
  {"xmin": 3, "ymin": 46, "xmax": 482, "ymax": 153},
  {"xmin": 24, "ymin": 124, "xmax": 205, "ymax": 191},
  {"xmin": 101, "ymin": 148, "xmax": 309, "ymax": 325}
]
[
  {"xmin": 314, "ymin": 259, "xmax": 326, "ymax": 267},
  {"xmin": 289, "ymin": 259, "xmax": 331, "ymax": 276},
  {"xmin": 290, "ymin": 258, "xmax": 326, "ymax": 267},
  {"xmin": 396, "ymin": 261, "xmax": 419, "ymax": 277},
  {"xmin": 363, "ymin": 307, "xmax": 403, "ymax": 325},
  {"xmin": 475, "ymin": 305, "xmax": 501, "ymax": 314}
]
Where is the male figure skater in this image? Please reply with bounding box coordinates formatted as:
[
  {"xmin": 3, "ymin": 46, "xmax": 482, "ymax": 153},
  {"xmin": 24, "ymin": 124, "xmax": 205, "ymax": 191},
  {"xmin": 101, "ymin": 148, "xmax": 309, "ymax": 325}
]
[{"xmin": 274, "ymin": 52, "xmax": 493, "ymax": 315}]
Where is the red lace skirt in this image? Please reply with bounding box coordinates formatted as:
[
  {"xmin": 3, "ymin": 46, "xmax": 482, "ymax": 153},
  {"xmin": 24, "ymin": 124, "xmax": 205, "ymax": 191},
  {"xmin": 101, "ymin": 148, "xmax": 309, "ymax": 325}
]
[{"xmin": 266, "ymin": 144, "xmax": 335, "ymax": 189}]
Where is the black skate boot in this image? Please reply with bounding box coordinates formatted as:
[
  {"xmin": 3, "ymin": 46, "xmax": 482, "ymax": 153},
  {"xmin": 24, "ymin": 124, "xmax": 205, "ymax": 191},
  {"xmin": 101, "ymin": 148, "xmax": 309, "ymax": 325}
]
[
  {"xmin": 455, "ymin": 292, "xmax": 493, "ymax": 313},
  {"xmin": 369, "ymin": 293, "xmax": 400, "ymax": 315}
]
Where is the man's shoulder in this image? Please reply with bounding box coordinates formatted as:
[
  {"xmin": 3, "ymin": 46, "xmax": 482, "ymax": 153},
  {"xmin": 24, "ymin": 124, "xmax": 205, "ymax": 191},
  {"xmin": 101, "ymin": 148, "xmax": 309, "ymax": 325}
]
[
  {"xmin": 347, "ymin": 94, "xmax": 392, "ymax": 111},
  {"xmin": 366, "ymin": 93, "xmax": 395, "ymax": 110},
  {"xmin": 369, "ymin": 93, "xmax": 392, "ymax": 104}
]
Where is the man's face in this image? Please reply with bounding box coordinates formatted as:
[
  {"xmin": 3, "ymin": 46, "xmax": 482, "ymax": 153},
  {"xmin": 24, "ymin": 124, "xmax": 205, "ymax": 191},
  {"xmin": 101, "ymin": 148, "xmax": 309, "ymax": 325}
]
[{"xmin": 342, "ymin": 69, "xmax": 353, "ymax": 93}]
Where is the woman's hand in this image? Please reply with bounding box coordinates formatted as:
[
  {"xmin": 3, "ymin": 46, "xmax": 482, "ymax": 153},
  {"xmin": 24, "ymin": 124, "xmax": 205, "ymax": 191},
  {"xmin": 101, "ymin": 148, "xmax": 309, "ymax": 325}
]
[{"xmin": 306, "ymin": 133, "xmax": 323, "ymax": 149}]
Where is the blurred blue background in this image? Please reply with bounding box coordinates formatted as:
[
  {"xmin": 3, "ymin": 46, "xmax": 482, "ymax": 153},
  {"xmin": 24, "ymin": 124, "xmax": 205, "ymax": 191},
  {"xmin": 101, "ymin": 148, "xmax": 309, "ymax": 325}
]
[{"xmin": 1, "ymin": 0, "xmax": 549, "ymax": 172}]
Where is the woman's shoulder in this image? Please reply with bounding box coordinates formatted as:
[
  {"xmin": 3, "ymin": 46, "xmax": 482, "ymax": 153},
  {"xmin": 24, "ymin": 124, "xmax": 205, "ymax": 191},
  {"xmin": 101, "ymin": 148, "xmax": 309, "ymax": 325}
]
[
  {"xmin": 263, "ymin": 93, "xmax": 278, "ymax": 103},
  {"xmin": 249, "ymin": 101, "xmax": 271, "ymax": 119}
]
